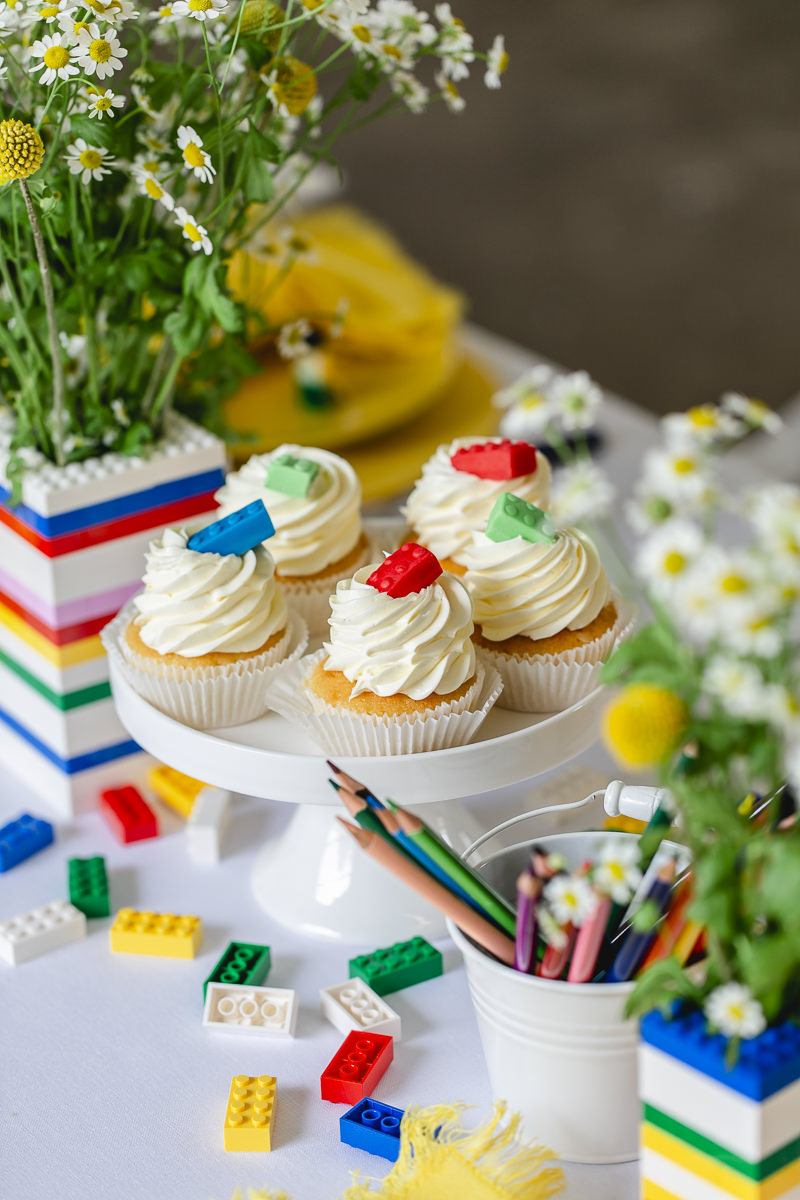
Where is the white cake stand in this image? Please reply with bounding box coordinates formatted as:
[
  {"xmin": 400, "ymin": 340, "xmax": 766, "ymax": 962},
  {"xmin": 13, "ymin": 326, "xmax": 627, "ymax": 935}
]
[{"xmin": 109, "ymin": 656, "xmax": 607, "ymax": 944}]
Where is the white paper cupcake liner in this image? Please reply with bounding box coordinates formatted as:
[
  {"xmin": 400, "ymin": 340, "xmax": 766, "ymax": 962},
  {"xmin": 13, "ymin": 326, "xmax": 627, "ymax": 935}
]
[
  {"xmin": 277, "ymin": 535, "xmax": 374, "ymax": 637},
  {"xmin": 267, "ymin": 649, "xmax": 503, "ymax": 756},
  {"xmin": 483, "ymin": 599, "xmax": 635, "ymax": 714},
  {"xmin": 101, "ymin": 605, "xmax": 309, "ymax": 730}
]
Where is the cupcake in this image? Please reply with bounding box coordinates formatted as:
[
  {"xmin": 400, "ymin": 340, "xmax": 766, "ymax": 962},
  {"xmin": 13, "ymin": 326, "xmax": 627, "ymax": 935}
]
[
  {"xmin": 104, "ymin": 501, "xmax": 308, "ymax": 729},
  {"xmin": 267, "ymin": 543, "xmax": 503, "ymax": 755},
  {"xmin": 214, "ymin": 445, "xmax": 371, "ymax": 634},
  {"xmin": 462, "ymin": 493, "xmax": 626, "ymax": 712},
  {"xmin": 402, "ymin": 436, "xmax": 552, "ymax": 574}
]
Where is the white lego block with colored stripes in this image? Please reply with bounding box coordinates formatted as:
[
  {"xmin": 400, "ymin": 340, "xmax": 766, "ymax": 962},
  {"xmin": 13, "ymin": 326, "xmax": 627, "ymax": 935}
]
[
  {"xmin": 0, "ymin": 662, "xmax": 124, "ymax": 758},
  {"xmin": 641, "ymin": 1138, "xmax": 800, "ymax": 1200},
  {"xmin": 0, "ymin": 613, "xmax": 108, "ymax": 693}
]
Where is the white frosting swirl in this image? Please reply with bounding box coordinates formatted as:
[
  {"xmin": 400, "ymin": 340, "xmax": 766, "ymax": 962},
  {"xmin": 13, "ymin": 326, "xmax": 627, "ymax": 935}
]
[
  {"xmin": 214, "ymin": 445, "xmax": 362, "ymax": 577},
  {"xmin": 133, "ymin": 528, "xmax": 288, "ymax": 657},
  {"xmin": 402, "ymin": 436, "xmax": 552, "ymax": 565},
  {"xmin": 462, "ymin": 527, "xmax": 611, "ymax": 642},
  {"xmin": 323, "ymin": 565, "xmax": 476, "ymax": 699}
]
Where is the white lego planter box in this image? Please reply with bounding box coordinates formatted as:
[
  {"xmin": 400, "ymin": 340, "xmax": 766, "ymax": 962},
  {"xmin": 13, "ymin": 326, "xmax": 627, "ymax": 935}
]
[
  {"xmin": 203, "ymin": 982, "xmax": 298, "ymax": 1037},
  {"xmin": 0, "ymin": 899, "xmax": 86, "ymax": 965},
  {"xmin": 0, "ymin": 661, "xmax": 124, "ymax": 758},
  {"xmin": 320, "ymin": 978, "xmax": 402, "ymax": 1040},
  {"xmin": 186, "ymin": 788, "xmax": 231, "ymax": 865}
]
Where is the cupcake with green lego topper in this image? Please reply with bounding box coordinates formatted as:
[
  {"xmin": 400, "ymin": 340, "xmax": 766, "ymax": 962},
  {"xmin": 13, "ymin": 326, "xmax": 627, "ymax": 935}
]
[
  {"xmin": 101, "ymin": 500, "xmax": 308, "ymax": 730},
  {"xmin": 402, "ymin": 436, "xmax": 552, "ymax": 575},
  {"xmin": 267, "ymin": 542, "xmax": 503, "ymax": 755},
  {"xmin": 213, "ymin": 445, "xmax": 371, "ymax": 634},
  {"xmin": 461, "ymin": 492, "xmax": 630, "ymax": 712}
]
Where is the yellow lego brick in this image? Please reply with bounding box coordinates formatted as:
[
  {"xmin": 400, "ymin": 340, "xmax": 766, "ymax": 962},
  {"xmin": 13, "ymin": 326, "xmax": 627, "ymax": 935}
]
[
  {"xmin": 223, "ymin": 1075, "xmax": 277, "ymax": 1151},
  {"xmin": 147, "ymin": 765, "xmax": 205, "ymax": 819},
  {"xmin": 109, "ymin": 908, "xmax": 202, "ymax": 958},
  {"xmin": 642, "ymin": 1124, "xmax": 800, "ymax": 1200}
]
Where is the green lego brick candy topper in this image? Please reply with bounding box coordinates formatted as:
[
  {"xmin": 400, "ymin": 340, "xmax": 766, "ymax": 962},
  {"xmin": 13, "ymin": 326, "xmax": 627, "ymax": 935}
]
[
  {"xmin": 485, "ymin": 492, "xmax": 557, "ymax": 545},
  {"xmin": 265, "ymin": 453, "xmax": 321, "ymax": 498},
  {"xmin": 349, "ymin": 936, "xmax": 443, "ymax": 996}
]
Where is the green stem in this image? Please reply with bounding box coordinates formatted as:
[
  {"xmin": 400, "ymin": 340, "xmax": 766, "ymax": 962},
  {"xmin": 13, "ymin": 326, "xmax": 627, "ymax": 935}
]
[
  {"xmin": 19, "ymin": 179, "xmax": 65, "ymax": 466},
  {"xmin": 149, "ymin": 347, "xmax": 182, "ymax": 421}
]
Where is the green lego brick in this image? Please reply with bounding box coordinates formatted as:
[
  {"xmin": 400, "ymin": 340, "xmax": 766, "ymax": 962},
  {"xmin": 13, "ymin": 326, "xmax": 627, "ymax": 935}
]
[
  {"xmin": 485, "ymin": 492, "xmax": 556, "ymax": 545},
  {"xmin": 265, "ymin": 453, "xmax": 320, "ymax": 498},
  {"xmin": 643, "ymin": 1103, "xmax": 800, "ymax": 1182},
  {"xmin": 203, "ymin": 941, "xmax": 271, "ymax": 1001},
  {"xmin": 349, "ymin": 936, "xmax": 443, "ymax": 996},
  {"xmin": 67, "ymin": 856, "xmax": 110, "ymax": 919}
]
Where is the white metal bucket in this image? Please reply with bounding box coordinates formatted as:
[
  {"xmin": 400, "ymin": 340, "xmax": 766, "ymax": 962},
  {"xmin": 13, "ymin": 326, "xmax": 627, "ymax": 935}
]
[{"xmin": 448, "ymin": 828, "xmax": 641, "ymax": 1164}]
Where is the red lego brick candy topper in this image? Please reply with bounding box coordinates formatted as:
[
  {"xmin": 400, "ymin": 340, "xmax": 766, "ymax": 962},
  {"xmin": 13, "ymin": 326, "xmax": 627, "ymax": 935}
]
[
  {"xmin": 366, "ymin": 543, "xmax": 443, "ymax": 599},
  {"xmin": 450, "ymin": 439, "xmax": 538, "ymax": 481}
]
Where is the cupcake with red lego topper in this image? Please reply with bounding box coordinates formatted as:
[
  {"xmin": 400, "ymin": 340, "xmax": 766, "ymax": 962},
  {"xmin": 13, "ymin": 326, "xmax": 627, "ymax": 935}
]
[
  {"xmin": 402, "ymin": 436, "xmax": 552, "ymax": 575},
  {"xmin": 267, "ymin": 543, "xmax": 503, "ymax": 755},
  {"xmin": 462, "ymin": 493, "xmax": 630, "ymax": 712}
]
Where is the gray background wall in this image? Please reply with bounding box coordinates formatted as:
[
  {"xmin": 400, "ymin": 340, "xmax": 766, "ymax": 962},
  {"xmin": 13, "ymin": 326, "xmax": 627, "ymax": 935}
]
[{"xmin": 337, "ymin": 0, "xmax": 800, "ymax": 413}]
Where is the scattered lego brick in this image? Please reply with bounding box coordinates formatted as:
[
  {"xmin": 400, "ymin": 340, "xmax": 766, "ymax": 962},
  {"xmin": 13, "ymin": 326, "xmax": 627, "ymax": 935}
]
[
  {"xmin": 188, "ymin": 500, "xmax": 274, "ymax": 557},
  {"xmin": 0, "ymin": 899, "xmax": 86, "ymax": 965},
  {"xmin": 223, "ymin": 1075, "xmax": 277, "ymax": 1151},
  {"xmin": 265, "ymin": 453, "xmax": 321, "ymax": 498},
  {"xmin": 340, "ymin": 1098, "xmax": 404, "ymax": 1161},
  {"xmin": 485, "ymin": 493, "xmax": 556, "ymax": 546},
  {"xmin": 68, "ymin": 855, "xmax": 110, "ymax": 919},
  {"xmin": 366, "ymin": 543, "xmax": 442, "ymax": 599},
  {"xmin": 450, "ymin": 439, "xmax": 538, "ymax": 481},
  {"xmin": 204, "ymin": 941, "xmax": 271, "ymax": 1001},
  {"xmin": 186, "ymin": 787, "xmax": 231, "ymax": 865},
  {"xmin": 203, "ymin": 983, "xmax": 297, "ymax": 1038},
  {"xmin": 320, "ymin": 978, "xmax": 402, "ymax": 1040},
  {"xmin": 0, "ymin": 812, "xmax": 54, "ymax": 872},
  {"xmin": 320, "ymin": 1030, "xmax": 393, "ymax": 1105},
  {"xmin": 147, "ymin": 764, "xmax": 205, "ymax": 819},
  {"xmin": 110, "ymin": 908, "xmax": 202, "ymax": 958},
  {"xmin": 349, "ymin": 936, "xmax": 443, "ymax": 996},
  {"xmin": 99, "ymin": 786, "xmax": 158, "ymax": 844}
]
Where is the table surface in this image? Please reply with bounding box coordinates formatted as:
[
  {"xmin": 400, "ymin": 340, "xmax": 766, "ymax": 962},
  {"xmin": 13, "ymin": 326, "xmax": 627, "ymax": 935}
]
[{"xmin": 2, "ymin": 327, "xmax": 790, "ymax": 1200}]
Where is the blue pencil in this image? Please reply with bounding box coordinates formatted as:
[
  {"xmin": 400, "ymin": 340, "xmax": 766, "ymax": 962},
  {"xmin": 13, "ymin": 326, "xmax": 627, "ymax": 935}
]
[
  {"xmin": 372, "ymin": 806, "xmax": 491, "ymax": 916},
  {"xmin": 606, "ymin": 858, "xmax": 677, "ymax": 983}
]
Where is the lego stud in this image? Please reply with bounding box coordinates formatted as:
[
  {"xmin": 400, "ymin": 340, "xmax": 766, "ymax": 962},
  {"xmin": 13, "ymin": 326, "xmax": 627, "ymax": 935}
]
[
  {"xmin": 366, "ymin": 544, "xmax": 442, "ymax": 599},
  {"xmin": 187, "ymin": 499, "xmax": 275, "ymax": 557},
  {"xmin": 485, "ymin": 492, "xmax": 557, "ymax": 546}
]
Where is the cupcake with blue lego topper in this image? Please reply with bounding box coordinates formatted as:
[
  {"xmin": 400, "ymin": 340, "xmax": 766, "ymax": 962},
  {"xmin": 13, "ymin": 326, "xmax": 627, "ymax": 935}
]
[
  {"xmin": 267, "ymin": 542, "xmax": 503, "ymax": 755},
  {"xmin": 213, "ymin": 445, "xmax": 371, "ymax": 635},
  {"xmin": 461, "ymin": 493, "xmax": 630, "ymax": 712},
  {"xmin": 102, "ymin": 500, "xmax": 308, "ymax": 729},
  {"xmin": 402, "ymin": 436, "xmax": 552, "ymax": 575}
]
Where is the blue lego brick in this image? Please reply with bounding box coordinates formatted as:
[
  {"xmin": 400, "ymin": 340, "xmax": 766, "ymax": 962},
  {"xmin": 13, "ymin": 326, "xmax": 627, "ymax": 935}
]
[
  {"xmin": 0, "ymin": 703, "xmax": 139, "ymax": 774},
  {"xmin": 187, "ymin": 500, "xmax": 274, "ymax": 557},
  {"xmin": 0, "ymin": 468, "xmax": 225, "ymax": 538},
  {"xmin": 0, "ymin": 812, "xmax": 54, "ymax": 872},
  {"xmin": 640, "ymin": 1009, "xmax": 800, "ymax": 1101},
  {"xmin": 340, "ymin": 1098, "xmax": 404, "ymax": 1161}
]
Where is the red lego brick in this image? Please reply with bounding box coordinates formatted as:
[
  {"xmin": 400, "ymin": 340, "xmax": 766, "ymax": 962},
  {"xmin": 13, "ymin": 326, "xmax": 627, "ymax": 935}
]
[
  {"xmin": 320, "ymin": 1030, "xmax": 393, "ymax": 1104},
  {"xmin": 450, "ymin": 439, "xmax": 538, "ymax": 481},
  {"xmin": 99, "ymin": 786, "xmax": 158, "ymax": 845},
  {"xmin": 366, "ymin": 544, "xmax": 442, "ymax": 599}
]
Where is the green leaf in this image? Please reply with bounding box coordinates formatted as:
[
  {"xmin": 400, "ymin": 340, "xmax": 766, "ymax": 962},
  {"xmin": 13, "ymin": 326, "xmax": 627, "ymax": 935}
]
[
  {"xmin": 246, "ymin": 125, "xmax": 284, "ymax": 165},
  {"xmin": 164, "ymin": 304, "xmax": 204, "ymax": 356},
  {"xmin": 68, "ymin": 116, "xmax": 114, "ymax": 149},
  {"xmin": 624, "ymin": 957, "xmax": 706, "ymax": 1021},
  {"xmin": 243, "ymin": 156, "xmax": 275, "ymax": 204}
]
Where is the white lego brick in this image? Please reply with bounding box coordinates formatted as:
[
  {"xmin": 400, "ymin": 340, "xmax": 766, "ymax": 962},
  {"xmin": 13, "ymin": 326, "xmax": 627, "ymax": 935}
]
[
  {"xmin": 640, "ymin": 1146, "xmax": 769, "ymax": 1200},
  {"xmin": 0, "ymin": 620, "xmax": 108, "ymax": 694},
  {"xmin": 641, "ymin": 1044, "xmax": 800, "ymax": 1164},
  {"xmin": 0, "ymin": 413, "xmax": 226, "ymax": 518},
  {"xmin": 203, "ymin": 982, "xmax": 298, "ymax": 1037},
  {"xmin": 320, "ymin": 978, "xmax": 402, "ymax": 1040},
  {"xmin": 186, "ymin": 787, "xmax": 231, "ymax": 865},
  {"xmin": 0, "ymin": 662, "xmax": 125, "ymax": 757},
  {"xmin": 0, "ymin": 899, "xmax": 86, "ymax": 965}
]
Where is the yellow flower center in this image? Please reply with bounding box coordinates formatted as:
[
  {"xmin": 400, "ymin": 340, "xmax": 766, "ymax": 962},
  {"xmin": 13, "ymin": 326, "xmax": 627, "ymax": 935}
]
[
  {"xmin": 687, "ymin": 406, "xmax": 717, "ymax": 428},
  {"xmin": 608, "ymin": 862, "xmax": 625, "ymax": 882},
  {"xmin": 43, "ymin": 45, "xmax": 70, "ymax": 68},
  {"xmin": 382, "ymin": 43, "xmax": 403, "ymax": 59},
  {"xmin": 183, "ymin": 142, "xmax": 206, "ymax": 168},
  {"xmin": 89, "ymin": 37, "xmax": 111, "ymax": 61},
  {"xmin": 0, "ymin": 119, "xmax": 45, "ymax": 181},
  {"xmin": 94, "ymin": 95, "xmax": 112, "ymax": 110},
  {"xmin": 728, "ymin": 1004, "xmax": 744, "ymax": 1022},
  {"xmin": 73, "ymin": 20, "xmax": 90, "ymax": 32},
  {"xmin": 496, "ymin": 50, "xmax": 509, "ymax": 74},
  {"xmin": 720, "ymin": 573, "xmax": 748, "ymax": 594},
  {"xmin": 40, "ymin": 4, "xmax": 59, "ymax": 16},
  {"xmin": 351, "ymin": 23, "xmax": 371, "ymax": 42},
  {"xmin": 144, "ymin": 177, "xmax": 164, "ymax": 199},
  {"xmin": 604, "ymin": 683, "xmax": 688, "ymax": 768},
  {"xmin": 79, "ymin": 148, "xmax": 102, "ymax": 169},
  {"xmin": 663, "ymin": 551, "xmax": 687, "ymax": 575},
  {"xmin": 188, "ymin": 0, "xmax": 212, "ymax": 10},
  {"xmin": 673, "ymin": 457, "xmax": 696, "ymax": 475},
  {"xmin": 183, "ymin": 220, "xmax": 203, "ymax": 243},
  {"xmin": 140, "ymin": 157, "xmax": 159, "ymax": 172},
  {"xmin": 521, "ymin": 393, "xmax": 544, "ymax": 411}
]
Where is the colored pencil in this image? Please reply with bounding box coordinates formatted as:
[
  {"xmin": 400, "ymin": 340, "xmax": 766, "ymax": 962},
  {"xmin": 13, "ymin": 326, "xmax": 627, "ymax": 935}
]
[
  {"xmin": 606, "ymin": 859, "xmax": 677, "ymax": 983},
  {"xmin": 672, "ymin": 917, "xmax": 704, "ymax": 966},
  {"xmin": 371, "ymin": 806, "xmax": 486, "ymax": 913},
  {"xmin": 567, "ymin": 893, "xmax": 612, "ymax": 983},
  {"xmin": 336, "ymin": 817, "xmax": 516, "ymax": 966},
  {"xmin": 334, "ymin": 786, "xmax": 420, "ymax": 866},
  {"xmin": 636, "ymin": 880, "xmax": 692, "ymax": 973},
  {"xmin": 326, "ymin": 761, "xmax": 382, "ymax": 808},
  {"xmin": 514, "ymin": 869, "xmax": 541, "ymax": 974},
  {"xmin": 538, "ymin": 927, "xmax": 577, "ymax": 979}
]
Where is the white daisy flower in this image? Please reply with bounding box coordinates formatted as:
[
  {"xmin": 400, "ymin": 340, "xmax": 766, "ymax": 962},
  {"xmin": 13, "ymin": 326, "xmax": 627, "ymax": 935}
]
[
  {"xmin": 59, "ymin": 331, "xmax": 87, "ymax": 388},
  {"xmin": 85, "ymin": 86, "xmax": 125, "ymax": 118},
  {"xmin": 85, "ymin": 0, "xmax": 138, "ymax": 23},
  {"xmin": 435, "ymin": 2, "xmax": 474, "ymax": 80},
  {"xmin": 177, "ymin": 125, "xmax": 216, "ymax": 184},
  {"xmin": 64, "ymin": 137, "xmax": 115, "ymax": 183},
  {"xmin": 277, "ymin": 317, "xmax": 312, "ymax": 360},
  {"xmin": 537, "ymin": 905, "xmax": 569, "ymax": 950},
  {"xmin": 748, "ymin": 484, "xmax": 800, "ymax": 585},
  {"xmin": 704, "ymin": 983, "xmax": 766, "ymax": 1040},
  {"xmin": 435, "ymin": 68, "xmax": 466, "ymax": 111},
  {"xmin": 703, "ymin": 656, "xmax": 770, "ymax": 721},
  {"xmin": 551, "ymin": 459, "xmax": 615, "ymax": 526},
  {"xmin": 766, "ymin": 685, "xmax": 800, "ymax": 737},
  {"xmin": 642, "ymin": 445, "xmax": 713, "ymax": 506},
  {"xmin": 548, "ymin": 370, "xmax": 603, "ymax": 432},
  {"xmin": 31, "ymin": 0, "xmax": 74, "ymax": 25},
  {"xmin": 0, "ymin": 61, "xmax": 7, "ymax": 82},
  {"xmin": 391, "ymin": 69, "xmax": 429, "ymax": 113},
  {"xmin": 718, "ymin": 601, "xmax": 784, "ymax": 660},
  {"xmin": 544, "ymin": 873, "xmax": 597, "ymax": 928},
  {"xmin": 702, "ymin": 548, "xmax": 762, "ymax": 613},
  {"xmin": 75, "ymin": 23, "xmax": 127, "ymax": 79},
  {"xmin": 29, "ymin": 32, "xmax": 78, "ymax": 84},
  {"xmin": 111, "ymin": 397, "xmax": 130, "ymax": 426},
  {"xmin": 134, "ymin": 167, "xmax": 174, "ymax": 210},
  {"xmin": 136, "ymin": 127, "xmax": 170, "ymax": 155},
  {"xmin": 494, "ymin": 364, "xmax": 555, "ymax": 409},
  {"xmin": 720, "ymin": 392, "xmax": 783, "ymax": 435},
  {"xmin": 593, "ymin": 839, "xmax": 642, "ymax": 904},
  {"xmin": 625, "ymin": 490, "xmax": 675, "ymax": 535},
  {"xmin": 173, "ymin": 205, "xmax": 212, "ymax": 255},
  {"xmin": 636, "ymin": 518, "xmax": 704, "ymax": 593},
  {"xmin": 171, "ymin": 0, "xmax": 227, "ymax": 21},
  {"xmin": 484, "ymin": 32, "xmax": 508, "ymax": 89},
  {"xmin": 662, "ymin": 404, "xmax": 743, "ymax": 448},
  {"xmin": 0, "ymin": 1, "xmax": 25, "ymax": 33}
]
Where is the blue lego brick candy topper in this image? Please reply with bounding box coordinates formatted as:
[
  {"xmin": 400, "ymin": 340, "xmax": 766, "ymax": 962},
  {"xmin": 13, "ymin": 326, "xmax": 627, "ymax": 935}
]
[
  {"xmin": 340, "ymin": 1097, "xmax": 405, "ymax": 1161},
  {"xmin": 187, "ymin": 500, "xmax": 274, "ymax": 557}
]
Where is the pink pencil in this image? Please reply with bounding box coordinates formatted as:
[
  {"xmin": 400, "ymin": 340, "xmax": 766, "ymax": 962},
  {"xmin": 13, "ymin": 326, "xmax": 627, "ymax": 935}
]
[
  {"xmin": 538, "ymin": 926, "xmax": 577, "ymax": 979},
  {"xmin": 567, "ymin": 894, "xmax": 612, "ymax": 983}
]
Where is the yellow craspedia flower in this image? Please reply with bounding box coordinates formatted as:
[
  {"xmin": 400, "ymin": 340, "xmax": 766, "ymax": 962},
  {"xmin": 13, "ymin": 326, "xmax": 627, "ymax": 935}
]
[
  {"xmin": 0, "ymin": 120, "xmax": 45, "ymax": 183},
  {"xmin": 239, "ymin": 0, "xmax": 284, "ymax": 48},
  {"xmin": 603, "ymin": 683, "xmax": 688, "ymax": 767},
  {"xmin": 271, "ymin": 56, "xmax": 317, "ymax": 115}
]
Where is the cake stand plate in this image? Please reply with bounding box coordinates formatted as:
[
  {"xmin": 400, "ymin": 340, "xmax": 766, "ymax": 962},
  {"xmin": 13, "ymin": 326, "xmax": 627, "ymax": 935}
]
[{"xmin": 109, "ymin": 657, "xmax": 606, "ymax": 943}]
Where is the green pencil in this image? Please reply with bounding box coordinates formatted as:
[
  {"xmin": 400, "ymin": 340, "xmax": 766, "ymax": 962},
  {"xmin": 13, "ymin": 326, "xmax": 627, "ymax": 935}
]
[
  {"xmin": 388, "ymin": 802, "xmax": 517, "ymax": 937},
  {"xmin": 330, "ymin": 782, "xmax": 420, "ymax": 866}
]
